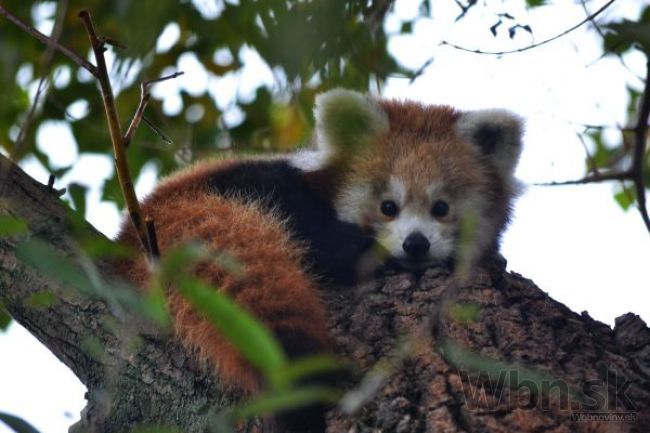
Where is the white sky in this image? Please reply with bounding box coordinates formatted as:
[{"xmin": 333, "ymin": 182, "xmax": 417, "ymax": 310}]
[{"xmin": 1, "ymin": 1, "xmax": 649, "ymax": 432}]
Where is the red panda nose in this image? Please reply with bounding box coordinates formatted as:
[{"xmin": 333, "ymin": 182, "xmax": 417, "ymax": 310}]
[{"xmin": 402, "ymin": 232, "xmax": 430, "ymax": 259}]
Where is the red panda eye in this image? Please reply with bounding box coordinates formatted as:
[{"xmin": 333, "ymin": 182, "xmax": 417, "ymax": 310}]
[
  {"xmin": 380, "ymin": 200, "xmax": 399, "ymax": 217},
  {"xmin": 431, "ymin": 200, "xmax": 449, "ymax": 218}
]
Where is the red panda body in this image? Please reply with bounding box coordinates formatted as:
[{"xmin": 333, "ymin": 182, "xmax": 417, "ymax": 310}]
[
  {"xmin": 114, "ymin": 89, "xmax": 523, "ymax": 431},
  {"xmin": 114, "ymin": 158, "xmax": 372, "ymax": 393}
]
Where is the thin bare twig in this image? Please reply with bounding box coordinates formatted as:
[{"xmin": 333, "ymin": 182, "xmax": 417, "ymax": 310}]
[
  {"xmin": 47, "ymin": 174, "xmax": 55, "ymax": 191},
  {"xmin": 12, "ymin": 77, "xmax": 50, "ymax": 161},
  {"xmin": 579, "ymin": 0, "xmax": 607, "ymax": 40},
  {"xmin": 631, "ymin": 60, "xmax": 650, "ymax": 233},
  {"xmin": 12, "ymin": 0, "xmax": 68, "ymax": 161},
  {"xmin": 535, "ymin": 170, "xmax": 632, "ymax": 186},
  {"xmin": 78, "ymin": 10, "xmax": 153, "ymax": 260},
  {"xmin": 142, "ymin": 116, "xmax": 173, "ymax": 145},
  {"xmin": 45, "ymin": 174, "xmax": 66, "ymax": 196},
  {"xmin": 145, "ymin": 217, "xmax": 160, "ymax": 261},
  {"xmin": 580, "ymin": 0, "xmax": 644, "ymax": 83},
  {"xmin": 124, "ymin": 72, "xmax": 184, "ymax": 149},
  {"xmin": 101, "ymin": 36, "xmax": 126, "ymax": 49},
  {"xmin": 440, "ymin": 0, "xmax": 617, "ymax": 56},
  {"xmin": 575, "ymin": 130, "xmax": 600, "ymax": 177},
  {"xmin": 0, "ymin": 4, "xmax": 98, "ymax": 76},
  {"xmin": 547, "ymin": 60, "xmax": 650, "ymax": 233}
]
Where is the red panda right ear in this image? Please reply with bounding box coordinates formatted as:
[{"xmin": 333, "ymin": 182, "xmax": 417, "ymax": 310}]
[
  {"xmin": 314, "ymin": 88, "xmax": 389, "ymax": 162},
  {"xmin": 455, "ymin": 109, "xmax": 524, "ymax": 176}
]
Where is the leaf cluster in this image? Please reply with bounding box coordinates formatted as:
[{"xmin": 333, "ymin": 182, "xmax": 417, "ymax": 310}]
[{"xmin": 1, "ymin": 0, "xmax": 406, "ymax": 209}]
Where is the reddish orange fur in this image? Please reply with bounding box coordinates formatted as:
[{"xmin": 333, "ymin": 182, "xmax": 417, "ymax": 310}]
[
  {"xmin": 343, "ymin": 101, "xmax": 491, "ymax": 206},
  {"xmin": 115, "ymin": 159, "xmax": 329, "ymax": 393}
]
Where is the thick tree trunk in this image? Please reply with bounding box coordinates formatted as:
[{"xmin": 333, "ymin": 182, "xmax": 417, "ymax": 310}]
[{"xmin": 1, "ymin": 154, "xmax": 649, "ymax": 433}]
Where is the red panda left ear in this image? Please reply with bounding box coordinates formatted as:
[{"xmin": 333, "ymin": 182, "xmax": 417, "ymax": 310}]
[
  {"xmin": 455, "ymin": 109, "xmax": 524, "ymax": 176},
  {"xmin": 314, "ymin": 88, "xmax": 389, "ymax": 161}
]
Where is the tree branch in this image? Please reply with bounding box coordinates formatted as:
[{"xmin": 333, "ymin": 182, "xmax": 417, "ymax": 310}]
[
  {"xmin": 632, "ymin": 59, "xmax": 650, "ymax": 233},
  {"xmin": 0, "ymin": 154, "xmax": 230, "ymax": 432},
  {"xmin": 2, "ymin": 152, "xmax": 650, "ymax": 432},
  {"xmin": 539, "ymin": 61, "xmax": 650, "ymax": 234},
  {"xmin": 534, "ymin": 170, "xmax": 633, "ymax": 186},
  {"xmin": 77, "ymin": 10, "xmax": 162, "ymax": 262},
  {"xmin": 0, "ymin": 4, "xmax": 98, "ymax": 77}
]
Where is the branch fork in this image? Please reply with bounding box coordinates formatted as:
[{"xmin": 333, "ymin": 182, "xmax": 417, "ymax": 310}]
[{"xmin": 0, "ymin": 5, "xmax": 184, "ymax": 262}]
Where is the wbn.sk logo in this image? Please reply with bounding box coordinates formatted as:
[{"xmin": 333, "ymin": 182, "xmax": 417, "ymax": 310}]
[{"xmin": 457, "ymin": 367, "xmax": 636, "ymax": 422}]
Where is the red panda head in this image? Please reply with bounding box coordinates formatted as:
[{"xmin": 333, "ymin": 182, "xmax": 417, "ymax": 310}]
[{"xmin": 299, "ymin": 89, "xmax": 523, "ymax": 271}]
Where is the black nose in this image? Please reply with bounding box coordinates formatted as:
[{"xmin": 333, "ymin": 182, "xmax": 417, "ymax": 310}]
[{"xmin": 402, "ymin": 232, "xmax": 430, "ymax": 258}]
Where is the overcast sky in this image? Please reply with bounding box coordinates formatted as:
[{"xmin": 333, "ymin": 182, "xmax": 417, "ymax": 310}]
[{"xmin": 1, "ymin": 1, "xmax": 649, "ymax": 432}]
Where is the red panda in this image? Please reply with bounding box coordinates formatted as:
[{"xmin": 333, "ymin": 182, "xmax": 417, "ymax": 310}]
[{"xmin": 114, "ymin": 88, "xmax": 522, "ymax": 428}]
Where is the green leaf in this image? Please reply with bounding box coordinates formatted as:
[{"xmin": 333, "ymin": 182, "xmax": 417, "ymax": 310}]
[
  {"xmin": 604, "ymin": 8, "xmax": 650, "ymax": 55},
  {"xmin": 0, "ymin": 216, "xmax": 28, "ymax": 236},
  {"xmin": 16, "ymin": 239, "xmax": 94, "ymax": 292},
  {"xmin": 455, "ymin": 213, "xmax": 479, "ymax": 281},
  {"xmin": 142, "ymin": 290, "xmax": 171, "ymax": 327},
  {"xmin": 230, "ymin": 386, "xmax": 340, "ymax": 420},
  {"xmin": 81, "ymin": 336, "xmax": 107, "ymax": 363},
  {"xmin": 67, "ymin": 183, "xmax": 88, "ymax": 219},
  {"xmin": 157, "ymin": 242, "xmax": 244, "ymax": 282},
  {"xmin": 439, "ymin": 340, "xmax": 582, "ymax": 402},
  {"xmin": 178, "ymin": 278, "xmax": 287, "ymax": 375},
  {"xmin": 15, "ymin": 239, "xmax": 166, "ymax": 324},
  {"xmin": 526, "ymin": 0, "xmax": 546, "ymax": 7},
  {"xmin": 614, "ymin": 187, "xmax": 635, "ymax": 211},
  {"xmin": 157, "ymin": 243, "xmax": 209, "ymax": 278},
  {"xmin": 26, "ymin": 291, "xmax": 57, "ymax": 309},
  {"xmin": 0, "ymin": 412, "xmax": 40, "ymax": 433},
  {"xmin": 626, "ymin": 86, "xmax": 642, "ymax": 119},
  {"xmin": 80, "ymin": 236, "xmax": 135, "ymax": 260},
  {"xmin": 269, "ymin": 355, "xmax": 342, "ymax": 390},
  {"xmin": 449, "ymin": 302, "xmax": 482, "ymax": 325},
  {"xmin": 400, "ymin": 21, "xmax": 413, "ymax": 34},
  {"xmin": 0, "ymin": 301, "xmax": 11, "ymax": 331}
]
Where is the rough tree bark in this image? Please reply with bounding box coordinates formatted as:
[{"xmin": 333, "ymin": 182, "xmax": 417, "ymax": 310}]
[{"xmin": 1, "ymin": 153, "xmax": 649, "ymax": 433}]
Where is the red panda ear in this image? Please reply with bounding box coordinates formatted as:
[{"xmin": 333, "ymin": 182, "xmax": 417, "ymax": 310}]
[
  {"xmin": 455, "ymin": 109, "xmax": 524, "ymax": 175},
  {"xmin": 314, "ymin": 88, "xmax": 389, "ymax": 161}
]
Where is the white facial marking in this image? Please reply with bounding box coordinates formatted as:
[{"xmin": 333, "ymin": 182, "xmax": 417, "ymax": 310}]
[
  {"xmin": 426, "ymin": 182, "xmax": 443, "ymax": 199},
  {"xmin": 289, "ymin": 149, "xmax": 332, "ymax": 171},
  {"xmin": 335, "ymin": 184, "xmax": 373, "ymax": 224},
  {"xmin": 378, "ymin": 209, "xmax": 454, "ymax": 265},
  {"xmin": 387, "ymin": 176, "xmax": 406, "ymax": 205}
]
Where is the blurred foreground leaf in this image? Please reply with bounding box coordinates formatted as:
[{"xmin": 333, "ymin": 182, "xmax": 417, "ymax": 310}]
[
  {"xmin": 0, "ymin": 413, "xmax": 40, "ymax": 433},
  {"xmin": 269, "ymin": 355, "xmax": 342, "ymax": 390},
  {"xmin": 0, "ymin": 216, "xmax": 28, "ymax": 236},
  {"xmin": 0, "ymin": 301, "xmax": 11, "ymax": 331},
  {"xmin": 449, "ymin": 302, "xmax": 482, "ymax": 325},
  {"xmin": 440, "ymin": 340, "xmax": 580, "ymax": 401},
  {"xmin": 16, "ymin": 239, "xmax": 94, "ymax": 291},
  {"xmin": 26, "ymin": 291, "xmax": 56, "ymax": 309},
  {"xmin": 16, "ymin": 239, "xmax": 168, "ymax": 325},
  {"xmin": 614, "ymin": 186, "xmax": 635, "ymax": 211},
  {"xmin": 604, "ymin": 6, "xmax": 650, "ymax": 55},
  {"xmin": 230, "ymin": 386, "xmax": 340, "ymax": 421},
  {"xmin": 178, "ymin": 277, "xmax": 287, "ymax": 375}
]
